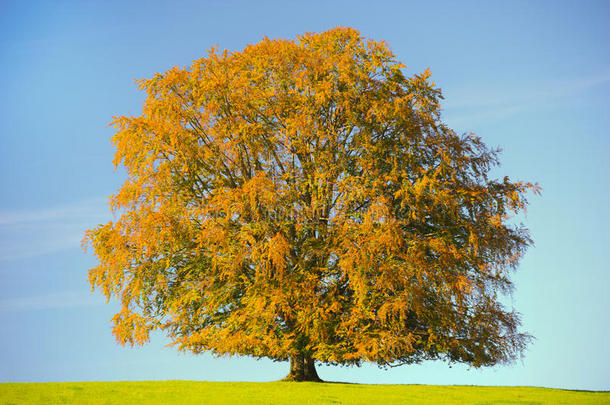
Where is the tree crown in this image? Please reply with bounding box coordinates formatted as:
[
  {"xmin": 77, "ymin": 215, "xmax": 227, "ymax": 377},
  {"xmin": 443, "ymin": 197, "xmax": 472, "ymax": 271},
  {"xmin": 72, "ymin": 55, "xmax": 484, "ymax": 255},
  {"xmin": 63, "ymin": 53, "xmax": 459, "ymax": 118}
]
[{"xmin": 85, "ymin": 27, "xmax": 539, "ymax": 369}]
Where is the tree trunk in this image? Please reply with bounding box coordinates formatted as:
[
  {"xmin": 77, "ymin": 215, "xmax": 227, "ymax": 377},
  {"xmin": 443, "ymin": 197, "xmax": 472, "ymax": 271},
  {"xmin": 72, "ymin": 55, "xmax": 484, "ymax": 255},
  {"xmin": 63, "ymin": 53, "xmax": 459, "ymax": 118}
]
[{"xmin": 283, "ymin": 354, "xmax": 323, "ymax": 382}]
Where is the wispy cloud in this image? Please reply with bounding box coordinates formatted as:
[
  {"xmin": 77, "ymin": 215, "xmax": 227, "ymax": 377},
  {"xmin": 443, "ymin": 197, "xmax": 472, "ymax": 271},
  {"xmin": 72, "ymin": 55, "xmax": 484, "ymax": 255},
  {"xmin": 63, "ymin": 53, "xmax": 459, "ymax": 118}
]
[
  {"xmin": 0, "ymin": 197, "xmax": 112, "ymax": 262},
  {"xmin": 442, "ymin": 69, "xmax": 610, "ymax": 128},
  {"xmin": 0, "ymin": 197, "xmax": 110, "ymax": 226},
  {"xmin": 0, "ymin": 290, "xmax": 107, "ymax": 312}
]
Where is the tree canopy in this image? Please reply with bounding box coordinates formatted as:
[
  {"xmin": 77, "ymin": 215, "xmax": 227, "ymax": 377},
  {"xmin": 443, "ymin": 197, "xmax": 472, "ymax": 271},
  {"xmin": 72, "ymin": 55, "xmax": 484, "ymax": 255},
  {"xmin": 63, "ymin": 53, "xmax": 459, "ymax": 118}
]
[{"xmin": 85, "ymin": 27, "xmax": 539, "ymax": 381}]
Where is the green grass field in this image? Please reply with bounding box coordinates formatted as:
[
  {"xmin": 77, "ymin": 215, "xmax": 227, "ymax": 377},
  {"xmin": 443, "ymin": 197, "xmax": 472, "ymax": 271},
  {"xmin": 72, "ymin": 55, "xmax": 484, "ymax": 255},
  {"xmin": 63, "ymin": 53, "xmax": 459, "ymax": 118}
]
[{"xmin": 1, "ymin": 381, "xmax": 608, "ymax": 405}]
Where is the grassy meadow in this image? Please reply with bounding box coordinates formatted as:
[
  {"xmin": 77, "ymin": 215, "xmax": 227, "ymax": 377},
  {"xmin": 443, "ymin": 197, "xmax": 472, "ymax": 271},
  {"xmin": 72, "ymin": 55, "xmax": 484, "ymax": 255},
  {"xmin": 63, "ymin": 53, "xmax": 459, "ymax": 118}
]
[{"xmin": 1, "ymin": 381, "xmax": 609, "ymax": 405}]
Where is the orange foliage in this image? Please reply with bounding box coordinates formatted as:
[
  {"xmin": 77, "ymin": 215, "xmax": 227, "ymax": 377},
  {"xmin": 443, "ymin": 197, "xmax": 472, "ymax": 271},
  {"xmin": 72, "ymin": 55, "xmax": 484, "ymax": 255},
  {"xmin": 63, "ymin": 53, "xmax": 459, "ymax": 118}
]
[{"xmin": 85, "ymin": 27, "xmax": 540, "ymax": 369}]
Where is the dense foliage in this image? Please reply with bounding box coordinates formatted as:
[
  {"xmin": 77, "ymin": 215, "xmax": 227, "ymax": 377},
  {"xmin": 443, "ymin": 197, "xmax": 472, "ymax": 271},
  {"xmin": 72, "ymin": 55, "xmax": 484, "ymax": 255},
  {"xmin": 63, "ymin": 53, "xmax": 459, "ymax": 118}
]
[{"xmin": 85, "ymin": 27, "xmax": 539, "ymax": 380}]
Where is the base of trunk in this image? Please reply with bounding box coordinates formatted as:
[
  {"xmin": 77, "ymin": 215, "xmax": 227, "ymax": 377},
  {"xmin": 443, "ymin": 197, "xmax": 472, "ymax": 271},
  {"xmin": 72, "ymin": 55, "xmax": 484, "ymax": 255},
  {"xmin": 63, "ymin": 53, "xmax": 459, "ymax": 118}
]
[{"xmin": 282, "ymin": 354, "xmax": 323, "ymax": 382}]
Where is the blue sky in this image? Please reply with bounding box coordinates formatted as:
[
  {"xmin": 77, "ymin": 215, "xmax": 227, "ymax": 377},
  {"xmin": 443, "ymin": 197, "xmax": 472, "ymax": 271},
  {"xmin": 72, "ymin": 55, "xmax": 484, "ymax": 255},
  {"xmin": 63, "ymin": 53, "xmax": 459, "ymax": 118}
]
[{"xmin": 1, "ymin": 0, "xmax": 609, "ymax": 390}]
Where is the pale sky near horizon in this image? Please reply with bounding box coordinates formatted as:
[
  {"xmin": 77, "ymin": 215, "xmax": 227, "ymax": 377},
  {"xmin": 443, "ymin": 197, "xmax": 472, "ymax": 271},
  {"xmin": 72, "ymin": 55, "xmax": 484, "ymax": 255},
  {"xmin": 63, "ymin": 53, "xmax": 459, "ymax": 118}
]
[{"xmin": 1, "ymin": 0, "xmax": 609, "ymax": 390}]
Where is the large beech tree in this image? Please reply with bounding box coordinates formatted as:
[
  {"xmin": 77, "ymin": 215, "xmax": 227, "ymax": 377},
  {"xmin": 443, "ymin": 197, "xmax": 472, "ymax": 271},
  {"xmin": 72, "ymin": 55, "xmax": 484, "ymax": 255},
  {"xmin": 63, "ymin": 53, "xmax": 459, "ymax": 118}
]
[{"xmin": 85, "ymin": 27, "xmax": 539, "ymax": 381}]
